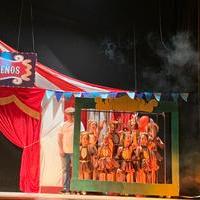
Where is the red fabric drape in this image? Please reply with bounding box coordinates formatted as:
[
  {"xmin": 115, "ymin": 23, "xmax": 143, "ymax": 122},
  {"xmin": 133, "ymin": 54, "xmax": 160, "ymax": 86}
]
[
  {"xmin": 0, "ymin": 87, "xmax": 45, "ymax": 192},
  {"xmin": 64, "ymin": 95, "xmax": 75, "ymax": 108},
  {"xmin": 0, "ymin": 87, "xmax": 44, "ymax": 112},
  {"xmin": 81, "ymin": 110, "xmax": 87, "ymax": 130},
  {"xmin": 111, "ymin": 112, "xmax": 131, "ymax": 129}
]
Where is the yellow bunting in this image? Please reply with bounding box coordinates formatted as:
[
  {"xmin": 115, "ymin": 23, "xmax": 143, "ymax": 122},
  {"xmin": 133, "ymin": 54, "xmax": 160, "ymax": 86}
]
[{"xmin": 0, "ymin": 95, "xmax": 40, "ymax": 119}]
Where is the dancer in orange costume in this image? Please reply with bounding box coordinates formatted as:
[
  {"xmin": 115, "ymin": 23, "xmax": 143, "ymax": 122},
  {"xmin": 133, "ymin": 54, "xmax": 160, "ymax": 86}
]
[
  {"xmin": 129, "ymin": 113, "xmax": 140, "ymax": 149},
  {"xmin": 88, "ymin": 133, "xmax": 98, "ymax": 180},
  {"xmin": 146, "ymin": 119, "xmax": 164, "ymax": 183},
  {"xmin": 79, "ymin": 131, "xmax": 92, "ymax": 180},
  {"xmin": 96, "ymin": 136, "xmax": 119, "ymax": 181},
  {"xmin": 107, "ymin": 121, "xmax": 120, "ymax": 156},
  {"xmin": 116, "ymin": 132, "xmax": 135, "ymax": 183},
  {"xmin": 135, "ymin": 133, "xmax": 151, "ymax": 183},
  {"xmin": 87, "ymin": 120, "xmax": 105, "ymax": 147}
]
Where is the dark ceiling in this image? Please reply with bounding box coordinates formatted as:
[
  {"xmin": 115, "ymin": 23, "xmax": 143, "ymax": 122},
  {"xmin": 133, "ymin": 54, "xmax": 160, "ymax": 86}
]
[{"xmin": 0, "ymin": 0, "xmax": 198, "ymax": 91}]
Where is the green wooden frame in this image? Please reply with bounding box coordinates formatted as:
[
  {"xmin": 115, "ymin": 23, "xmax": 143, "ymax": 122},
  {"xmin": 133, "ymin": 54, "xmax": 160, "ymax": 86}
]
[{"xmin": 71, "ymin": 98, "xmax": 179, "ymax": 196}]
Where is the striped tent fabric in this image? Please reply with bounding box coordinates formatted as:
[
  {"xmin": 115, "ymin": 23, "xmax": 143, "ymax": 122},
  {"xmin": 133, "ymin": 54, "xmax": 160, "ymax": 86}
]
[{"xmin": 0, "ymin": 39, "xmax": 130, "ymax": 193}]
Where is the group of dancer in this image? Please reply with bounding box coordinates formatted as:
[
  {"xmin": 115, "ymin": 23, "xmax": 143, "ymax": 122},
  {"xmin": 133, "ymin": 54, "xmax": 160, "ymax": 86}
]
[{"xmin": 79, "ymin": 113, "xmax": 165, "ymax": 184}]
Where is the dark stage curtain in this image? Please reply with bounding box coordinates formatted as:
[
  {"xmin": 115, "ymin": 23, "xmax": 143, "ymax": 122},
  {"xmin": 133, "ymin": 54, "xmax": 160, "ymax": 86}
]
[
  {"xmin": 0, "ymin": 133, "xmax": 22, "ymax": 192},
  {"xmin": 174, "ymin": 0, "xmax": 200, "ymax": 195}
]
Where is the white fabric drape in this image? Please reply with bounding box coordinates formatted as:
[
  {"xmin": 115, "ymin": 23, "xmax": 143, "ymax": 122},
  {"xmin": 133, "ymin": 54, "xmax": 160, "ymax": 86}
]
[{"xmin": 40, "ymin": 96, "xmax": 64, "ymax": 187}]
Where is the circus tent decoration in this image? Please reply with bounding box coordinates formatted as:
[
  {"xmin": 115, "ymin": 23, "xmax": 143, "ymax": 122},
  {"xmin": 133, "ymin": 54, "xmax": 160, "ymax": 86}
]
[
  {"xmin": 0, "ymin": 40, "xmax": 185, "ymax": 194},
  {"xmin": 0, "ymin": 40, "xmax": 128, "ymax": 193}
]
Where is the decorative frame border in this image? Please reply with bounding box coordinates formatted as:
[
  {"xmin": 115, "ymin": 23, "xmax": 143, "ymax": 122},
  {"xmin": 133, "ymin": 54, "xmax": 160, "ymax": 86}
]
[{"xmin": 71, "ymin": 97, "xmax": 179, "ymax": 196}]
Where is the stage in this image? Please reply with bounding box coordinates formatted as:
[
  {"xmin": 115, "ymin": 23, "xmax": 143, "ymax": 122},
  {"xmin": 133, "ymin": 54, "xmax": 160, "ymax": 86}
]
[{"xmin": 0, "ymin": 192, "xmax": 180, "ymax": 200}]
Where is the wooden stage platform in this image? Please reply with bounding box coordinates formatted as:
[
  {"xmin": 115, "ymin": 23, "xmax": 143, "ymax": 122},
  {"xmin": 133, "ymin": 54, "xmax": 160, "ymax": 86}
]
[{"xmin": 0, "ymin": 192, "xmax": 181, "ymax": 200}]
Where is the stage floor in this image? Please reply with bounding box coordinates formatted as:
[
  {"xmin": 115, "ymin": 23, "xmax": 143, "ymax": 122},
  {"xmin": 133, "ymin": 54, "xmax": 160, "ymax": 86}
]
[{"xmin": 0, "ymin": 192, "xmax": 180, "ymax": 200}]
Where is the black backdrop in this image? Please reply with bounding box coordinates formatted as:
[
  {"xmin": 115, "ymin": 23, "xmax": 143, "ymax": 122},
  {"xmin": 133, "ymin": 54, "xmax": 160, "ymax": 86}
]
[
  {"xmin": 0, "ymin": 0, "xmax": 199, "ymax": 196},
  {"xmin": 0, "ymin": 134, "xmax": 21, "ymax": 192}
]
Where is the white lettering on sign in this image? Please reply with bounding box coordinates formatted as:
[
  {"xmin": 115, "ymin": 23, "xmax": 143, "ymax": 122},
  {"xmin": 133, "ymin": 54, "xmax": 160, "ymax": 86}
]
[{"xmin": 0, "ymin": 65, "xmax": 20, "ymax": 74}]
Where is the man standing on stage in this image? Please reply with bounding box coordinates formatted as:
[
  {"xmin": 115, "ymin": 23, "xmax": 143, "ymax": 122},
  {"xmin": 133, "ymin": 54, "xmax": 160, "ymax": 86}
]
[{"xmin": 58, "ymin": 107, "xmax": 84, "ymax": 193}]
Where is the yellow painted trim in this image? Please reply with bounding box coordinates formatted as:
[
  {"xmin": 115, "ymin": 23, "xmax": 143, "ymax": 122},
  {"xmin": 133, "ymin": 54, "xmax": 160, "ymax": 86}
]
[
  {"xmin": 95, "ymin": 96, "xmax": 158, "ymax": 112},
  {"xmin": 0, "ymin": 95, "xmax": 40, "ymax": 120}
]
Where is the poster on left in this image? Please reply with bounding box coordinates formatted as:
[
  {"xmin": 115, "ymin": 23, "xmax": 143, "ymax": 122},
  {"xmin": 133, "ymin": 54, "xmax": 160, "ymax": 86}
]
[{"xmin": 0, "ymin": 52, "xmax": 36, "ymax": 87}]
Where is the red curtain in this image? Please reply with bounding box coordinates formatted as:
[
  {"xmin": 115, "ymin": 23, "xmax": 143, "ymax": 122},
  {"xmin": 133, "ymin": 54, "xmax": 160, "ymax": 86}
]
[
  {"xmin": 80, "ymin": 110, "xmax": 87, "ymax": 130},
  {"xmin": 64, "ymin": 95, "xmax": 75, "ymax": 108},
  {"xmin": 112, "ymin": 112, "xmax": 131, "ymax": 127},
  {"xmin": 0, "ymin": 87, "xmax": 43, "ymax": 112},
  {"xmin": 0, "ymin": 87, "xmax": 45, "ymax": 192}
]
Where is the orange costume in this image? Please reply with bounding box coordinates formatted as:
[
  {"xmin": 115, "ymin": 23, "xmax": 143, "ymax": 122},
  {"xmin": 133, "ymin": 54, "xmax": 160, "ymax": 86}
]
[
  {"xmin": 88, "ymin": 133, "xmax": 98, "ymax": 180},
  {"xmin": 79, "ymin": 132, "xmax": 92, "ymax": 180},
  {"xmin": 135, "ymin": 134, "xmax": 151, "ymax": 183},
  {"xmin": 116, "ymin": 133, "xmax": 135, "ymax": 183},
  {"xmin": 96, "ymin": 136, "xmax": 119, "ymax": 181},
  {"xmin": 147, "ymin": 120, "xmax": 164, "ymax": 183}
]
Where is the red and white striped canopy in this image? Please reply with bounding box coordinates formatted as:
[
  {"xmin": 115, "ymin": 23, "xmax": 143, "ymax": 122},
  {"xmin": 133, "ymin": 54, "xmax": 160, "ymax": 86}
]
[{"xmin": 0, "ymin": 40, "xmax": 128, "ymax": 93}]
